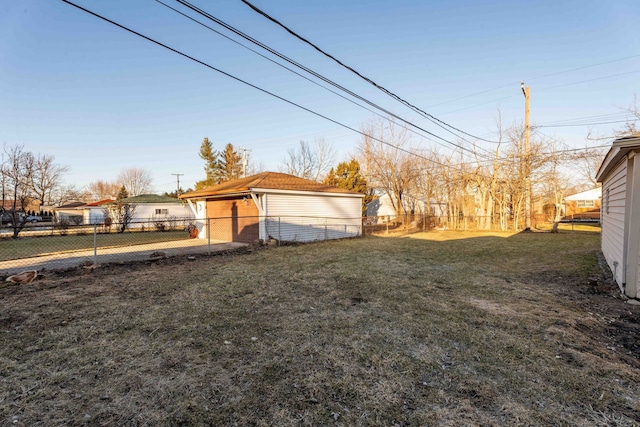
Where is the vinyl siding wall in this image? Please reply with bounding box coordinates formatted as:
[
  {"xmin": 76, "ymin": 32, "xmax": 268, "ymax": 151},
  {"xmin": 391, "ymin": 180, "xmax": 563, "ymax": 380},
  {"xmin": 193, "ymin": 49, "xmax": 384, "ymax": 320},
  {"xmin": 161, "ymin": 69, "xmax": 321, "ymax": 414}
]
[
  {"xmin": 601, "ymin": 158, "xmax": 627, "ymax": 287},
  {"xmin": 626, "ymin": 154, "xmax": 640, "ymax": 298},
  {"xmin": 263, "ymin": 193, "xmax": 362, "ymax": 242}
]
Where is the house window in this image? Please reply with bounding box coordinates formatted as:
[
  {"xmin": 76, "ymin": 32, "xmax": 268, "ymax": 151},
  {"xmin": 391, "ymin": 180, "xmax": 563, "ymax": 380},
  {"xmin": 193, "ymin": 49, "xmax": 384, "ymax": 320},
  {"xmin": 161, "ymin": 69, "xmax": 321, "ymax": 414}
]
[
  {"xmin": 155, "ymin": 209, "xmax": 169, "ymax": 215},
  {"xmin": 576, "ymin": 200, "xmax": 595, "ymax": 208}
]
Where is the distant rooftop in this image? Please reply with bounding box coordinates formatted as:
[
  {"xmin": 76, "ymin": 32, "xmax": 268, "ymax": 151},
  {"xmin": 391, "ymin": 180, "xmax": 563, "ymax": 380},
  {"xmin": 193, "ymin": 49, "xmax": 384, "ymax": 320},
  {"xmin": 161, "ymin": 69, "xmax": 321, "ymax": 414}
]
[{"xmin": 120, "ymin": 194, "xmax": 184, "ymax": 204}]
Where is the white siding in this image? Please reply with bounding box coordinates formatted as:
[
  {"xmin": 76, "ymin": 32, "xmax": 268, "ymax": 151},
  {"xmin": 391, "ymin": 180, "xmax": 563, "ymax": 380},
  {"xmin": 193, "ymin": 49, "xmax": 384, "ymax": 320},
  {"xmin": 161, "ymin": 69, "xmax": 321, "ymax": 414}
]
[
  {"xmin": 126, "ymin": 203, "xmax": 195, "ymax": 229},
  {"xmin": 83, "ymin": 207, "xmax": 109, "ymax": 225},
  {"xmin": 601, "ymin": 158, "xmax": 627, "ymax": 286},
  {"xmin": 627, "ymin": 155, "xmax": 640, "ymax": 299},
  {"xmin": 263, "ymin": 193, "xmax": 362, "ymax": 242}
]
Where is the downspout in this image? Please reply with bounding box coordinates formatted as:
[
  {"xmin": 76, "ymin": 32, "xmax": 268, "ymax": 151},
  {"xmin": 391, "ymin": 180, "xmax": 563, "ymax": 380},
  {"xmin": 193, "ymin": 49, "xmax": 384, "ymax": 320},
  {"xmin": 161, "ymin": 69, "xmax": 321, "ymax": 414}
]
[
  {"xmin": 185, "ymin": 199, "xmax": 198, "ymax": 216},
  {"xmin": 250, "ymin": 193, "xmax": 268, "ymax": 241},
  {"xmin": 185, "ymin": 198, "xmax": 207, "ymax": 239}
]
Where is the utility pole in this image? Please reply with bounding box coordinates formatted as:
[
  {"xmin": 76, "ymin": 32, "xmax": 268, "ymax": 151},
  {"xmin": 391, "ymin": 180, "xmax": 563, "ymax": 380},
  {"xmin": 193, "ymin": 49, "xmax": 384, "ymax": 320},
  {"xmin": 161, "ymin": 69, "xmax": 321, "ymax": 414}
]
[
  {"xmin": 171, "ymin": 173, "xmax": 184, "ymax": 196},
  {"xmin": 521, "ymin": 81, "xmax": 531, "ymax": 230},
  {"xmin": 241, "ymin": 148, "xmax": 252, "ymax": 178}
]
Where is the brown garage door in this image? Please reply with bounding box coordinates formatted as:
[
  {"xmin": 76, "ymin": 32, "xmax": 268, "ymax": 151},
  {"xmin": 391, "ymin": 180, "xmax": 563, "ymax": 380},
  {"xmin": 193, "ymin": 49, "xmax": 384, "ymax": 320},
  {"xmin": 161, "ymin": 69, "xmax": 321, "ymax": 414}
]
[{"xmin": 206, "ymin": 197, "xmax": 259, "ymax": 243}]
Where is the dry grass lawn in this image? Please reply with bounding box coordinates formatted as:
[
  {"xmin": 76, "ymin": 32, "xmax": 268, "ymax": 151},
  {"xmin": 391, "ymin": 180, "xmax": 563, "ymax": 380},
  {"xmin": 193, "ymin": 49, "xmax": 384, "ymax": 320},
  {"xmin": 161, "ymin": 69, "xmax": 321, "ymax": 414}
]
[
  {"xmin": 1, "ymin": 229, "xmax": 639, "ymax": 426},
  {"xmin": 0, "ymin": 231, "xmax": 189, "ymax": 262}
]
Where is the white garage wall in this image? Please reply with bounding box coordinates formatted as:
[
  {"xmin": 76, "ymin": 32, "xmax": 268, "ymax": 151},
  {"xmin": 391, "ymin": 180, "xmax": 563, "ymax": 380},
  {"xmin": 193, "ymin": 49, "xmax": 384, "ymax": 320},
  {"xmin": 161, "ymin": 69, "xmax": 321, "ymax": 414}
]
[
  {"xmin": 263, "ymin": 192, "xmax": 363, "ymax": 242},
  {"xmin": 601, "ymin": 157, "xmax": 627, "ymax": 287}
]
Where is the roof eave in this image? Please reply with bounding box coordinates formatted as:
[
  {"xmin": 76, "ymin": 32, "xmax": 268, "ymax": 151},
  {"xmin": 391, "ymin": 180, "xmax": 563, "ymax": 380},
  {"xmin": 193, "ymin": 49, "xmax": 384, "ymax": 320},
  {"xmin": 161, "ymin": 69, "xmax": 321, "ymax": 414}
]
[
  {"xmin": 596, "ymin": 136, "xmax": 640, "ymax": 182},
  {"xmin": 251, "ymin": 187, "xmax": 364, "ymax": 198},
  {"xmin": 180, "ymin": 189, "xmax": 251, "ymax": 200}
]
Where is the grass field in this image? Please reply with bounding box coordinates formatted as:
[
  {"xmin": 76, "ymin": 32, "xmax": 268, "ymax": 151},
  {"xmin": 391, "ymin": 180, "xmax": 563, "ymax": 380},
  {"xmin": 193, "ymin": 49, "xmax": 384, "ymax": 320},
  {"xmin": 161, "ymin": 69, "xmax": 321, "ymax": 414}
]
[
  {"xmin": 1, "ymin": 228, "xmax": 639, "ymax": 426},
  {"xmin": 0, "ymin": 231, "xmax": 189, "ymax": 261}
]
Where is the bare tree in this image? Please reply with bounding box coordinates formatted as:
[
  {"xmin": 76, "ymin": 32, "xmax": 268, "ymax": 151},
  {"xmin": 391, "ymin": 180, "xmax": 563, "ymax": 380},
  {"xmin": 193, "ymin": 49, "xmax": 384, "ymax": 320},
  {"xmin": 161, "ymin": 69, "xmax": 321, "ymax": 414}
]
[
  {"xmin": 572, "ymin": 147, "xmax": 606, "ymax": 188},
  {"xmin": 102, "ymin": 186, "xmax": 137, "ymax": 233},
  {"xmin": 468, "ymin": 118, "xmax": 506, "ymax": 230},
  {"xmin": 31, "ymin": 154, "xmax": 69, "ymax": 206},
  {"xmin": 618, "ymin": 93, "xmax": 640, "ymax": 136},
  {"xmin": 117, "ymin": 167, "xmax": 152, "ymax": 196},
  {"xmin": 1, "ymin": 144, "xmax": 35, "ymax": 238},
  {"xmin": 87, "ymin": 180, "xmax": 121, "ymax": 200},
  {"xmin": 587, "ymin": 95, "xmax": 640, "ymax": 141},
  {"xmin": 53, "ymin": 184, "xmax": 92, "ymax": 205},
  {"xmin": 537, "ymin": 141, "xmax": 571, "ymax": 232},
  {"xmin": 358, "ymin": 117, "xmax": 420, "ymax": 222},
  {"xmin": 281, "ymin": 139, "xmax": 335, "ymax": 181}
]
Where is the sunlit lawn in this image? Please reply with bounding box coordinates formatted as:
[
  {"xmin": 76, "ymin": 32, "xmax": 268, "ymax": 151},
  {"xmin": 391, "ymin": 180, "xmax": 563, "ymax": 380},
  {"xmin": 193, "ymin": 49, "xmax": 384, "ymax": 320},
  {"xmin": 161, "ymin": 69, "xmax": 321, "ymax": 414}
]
[{"xmin": 2, "ymin": 228, "xmax": 638, "ymax": 426}]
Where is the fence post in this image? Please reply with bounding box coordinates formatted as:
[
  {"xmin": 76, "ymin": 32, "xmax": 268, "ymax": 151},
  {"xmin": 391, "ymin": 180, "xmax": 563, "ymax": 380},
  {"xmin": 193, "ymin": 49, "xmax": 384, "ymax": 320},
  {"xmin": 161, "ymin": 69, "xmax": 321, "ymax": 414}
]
[
  {"xmin": 93, "ymin": 224, "xmax": 98, "ymax": 265},
  {"xmin": 324, "ymin": 218, "xmax": 328, "ymax": 241},
  {"xmin": 278, "ymin": 217, "xmax": 281, "ymax": 246},
  {"xmin": 207, "ymin": 217, "xmax": 211, "ymax": 256}
]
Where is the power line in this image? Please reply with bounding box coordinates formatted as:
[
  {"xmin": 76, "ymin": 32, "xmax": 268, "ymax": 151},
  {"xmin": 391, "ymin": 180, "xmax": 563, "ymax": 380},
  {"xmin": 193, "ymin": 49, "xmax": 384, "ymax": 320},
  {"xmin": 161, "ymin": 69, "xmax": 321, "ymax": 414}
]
[
  {"xmin": 154, "ymin": 0, "xmax": 492, "ymax": 158},
  {"xmin": 60, "ymin": 0, "xmax": 460, "ymax": 171},
  {"xmin": 537, "ymin": 119, "xmax": 638, "ymax": 128},
  {"xmin": 427, "ymin": 53, "xmax": 640, "ymax": 109},
  {"xmin": 61, "ymin": 1, "xmax": 613, "ymax": 177},
  {"xmin": 537, "ymin": 69, "xmax": 640, "ymax": 92},
  {"xmin": 237, "ymin": 0, "xmax": 503, "ymax": 145},
  {"xmin": 175, "ymin": 0, "xmax": 497, "ymax": 158},
  {"xmin": 539, "ymin": 112, "xmax": 634, "ymax": 126},
  {"xmin": 440, "ymin": 70, "xmax": 640, "ymax": 117}
]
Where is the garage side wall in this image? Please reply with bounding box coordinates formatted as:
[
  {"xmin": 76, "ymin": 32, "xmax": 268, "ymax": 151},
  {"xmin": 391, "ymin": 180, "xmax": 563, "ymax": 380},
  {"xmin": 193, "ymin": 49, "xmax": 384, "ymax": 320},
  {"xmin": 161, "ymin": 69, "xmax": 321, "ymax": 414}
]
[
  {"xmin": 601, "ymin": 157, "xmax": 627, "ymax": 289},
  {"xmin": 264, "ymin": 193, "xmax": 362, "ymax": 242}
]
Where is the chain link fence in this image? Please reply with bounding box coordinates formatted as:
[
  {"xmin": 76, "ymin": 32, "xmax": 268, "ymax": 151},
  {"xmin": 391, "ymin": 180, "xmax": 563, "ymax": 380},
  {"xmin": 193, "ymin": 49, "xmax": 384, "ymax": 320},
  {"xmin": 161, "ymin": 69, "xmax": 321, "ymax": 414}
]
[
  {"xmin": 0, "ymin": 215, "xmax": 363, "ymax": 275},
  {"xmin": 363, "ymin": 213, "xmax": 601, "ymax": 235},
  {"xmin": 364, "ymin": 214, "xmax": 519, "ymax": 235}
]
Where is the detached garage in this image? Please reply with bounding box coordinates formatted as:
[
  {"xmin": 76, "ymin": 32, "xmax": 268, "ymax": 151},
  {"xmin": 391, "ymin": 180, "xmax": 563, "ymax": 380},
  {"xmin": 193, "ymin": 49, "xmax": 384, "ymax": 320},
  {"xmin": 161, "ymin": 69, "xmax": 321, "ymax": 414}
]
[
  {"xmin": 180, "ymin": 172, "xmax": 364, "ymax": 243},
  {"xmin": 596, "ymin": 135, "xmax": 640, "ymax": 299}
]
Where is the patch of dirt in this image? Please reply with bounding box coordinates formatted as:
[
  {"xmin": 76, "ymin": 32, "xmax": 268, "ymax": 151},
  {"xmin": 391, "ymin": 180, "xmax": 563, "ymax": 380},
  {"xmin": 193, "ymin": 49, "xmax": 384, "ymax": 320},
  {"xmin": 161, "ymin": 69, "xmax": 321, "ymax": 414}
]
[{"xmin": 520, "ymin": 251, "xmax": 640, "ymax": 368}]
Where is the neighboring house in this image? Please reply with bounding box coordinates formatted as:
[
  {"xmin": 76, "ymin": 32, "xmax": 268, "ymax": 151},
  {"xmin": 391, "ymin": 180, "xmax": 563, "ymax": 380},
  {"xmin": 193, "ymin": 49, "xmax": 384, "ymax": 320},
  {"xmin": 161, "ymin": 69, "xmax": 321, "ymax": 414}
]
[
  {"xmin": 563, "ymin": 188, "xmax": 602, "ymax": 221},
  {"xmin": 595, "ymin": 135, "xmax": 640, "ymax": 299},
  {"xmin": 180, "ymin": 172, "xmax": 364, "ymax": 243},
  {"xmin": 116, "ymin": 194, "xmax": 195, "ymax": 228},
  {"xmin": 54, "ymin": 201, "xmax": 86, "ymax": 224},
  {"xmin": 81, "ymin": 199, "xmax": 115, "ymax": 224},
  {"xmin": 54, "ymin": 196, "xmax": 194, "ymax": 228},
  {"xmin": 365, "ymin": 193, "xmax": 446, "ymax": 221}
]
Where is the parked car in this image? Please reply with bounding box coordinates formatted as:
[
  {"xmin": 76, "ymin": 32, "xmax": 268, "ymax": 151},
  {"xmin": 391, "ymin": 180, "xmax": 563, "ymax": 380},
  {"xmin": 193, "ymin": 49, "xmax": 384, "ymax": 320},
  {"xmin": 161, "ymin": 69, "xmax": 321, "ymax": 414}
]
[
  {"xmin": 0, "ymin": 213, "xmax": 12, "ymax": 224},
  {"xmin": 24, "ymin": 215, "xmax": 43, "ymax": 223},
  {"xmin": 1, "ymin": 212, "xmax": 43, "ymax": 224}
]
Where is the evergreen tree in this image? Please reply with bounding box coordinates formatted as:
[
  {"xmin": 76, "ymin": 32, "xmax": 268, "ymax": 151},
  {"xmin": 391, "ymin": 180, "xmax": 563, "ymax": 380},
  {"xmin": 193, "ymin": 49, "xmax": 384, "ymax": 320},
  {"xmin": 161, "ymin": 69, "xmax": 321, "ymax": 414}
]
[
  {"xmin": 324, "ymin": 159, "xmax": 375, "ymax": 213},
  {"xmin": 220, "ymin": 143, "xmax": 243, "ymax": 182},
  {"xmin": 196, "ymin": 137, "xmax": 223, "ymax": 188}
]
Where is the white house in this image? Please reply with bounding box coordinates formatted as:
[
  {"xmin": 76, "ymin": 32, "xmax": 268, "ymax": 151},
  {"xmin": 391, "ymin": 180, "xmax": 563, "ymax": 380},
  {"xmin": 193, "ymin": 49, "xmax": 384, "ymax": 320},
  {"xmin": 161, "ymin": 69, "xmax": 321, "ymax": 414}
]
[
  {"xmin": 54, "ymin": 201, "xmax": 87, "ymax": 224},
  {"xmin": 81, "ymin": 199, "xmax": 115, "ymax": 224},
  {"xmin": 117, "ymin": 194, "xmax": 195, "ymax": 228},
  {"xmin": 180, "ymin": 172, "xmax": 364, "ymax": 243},
  {"xmin": 595, "ymin": 135, "xmax": 640, "ymax": 299},
  {"xmin": 563, "ymin": 188, "xmax": 602, "ymax": 220},
  {"xmin": 366, "ymin": 193, "xmax": 446, "ymax": 220}
]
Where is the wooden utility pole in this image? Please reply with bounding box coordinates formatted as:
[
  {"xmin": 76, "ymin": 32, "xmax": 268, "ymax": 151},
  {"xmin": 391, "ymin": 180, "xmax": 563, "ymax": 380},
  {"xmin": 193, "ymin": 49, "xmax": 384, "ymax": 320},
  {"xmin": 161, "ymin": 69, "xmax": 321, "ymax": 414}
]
[
  {"xmin": 521, "ymin": 81, "xmax": 531, "ymax": 230},
  {"xmin": 171, "ymin": 173, "xmax": 183, "ymax": 196},
  {"xmin": 241, "ymin": 148, "xmax": 252, "ymax": 178}
]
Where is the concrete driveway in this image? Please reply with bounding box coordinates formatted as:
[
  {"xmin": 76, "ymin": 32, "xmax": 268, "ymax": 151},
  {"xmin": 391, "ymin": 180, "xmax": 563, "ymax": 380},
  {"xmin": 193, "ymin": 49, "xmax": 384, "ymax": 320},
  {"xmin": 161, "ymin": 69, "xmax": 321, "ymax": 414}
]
[{"xmin": 0, "ymin": 238, "xmax": 247, "ymax": 276}]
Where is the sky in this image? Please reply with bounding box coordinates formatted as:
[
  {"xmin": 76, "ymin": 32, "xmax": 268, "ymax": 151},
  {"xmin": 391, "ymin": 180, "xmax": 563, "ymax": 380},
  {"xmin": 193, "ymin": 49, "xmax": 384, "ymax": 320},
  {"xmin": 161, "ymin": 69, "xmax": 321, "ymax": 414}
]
[{"xmin": 1, "ymin": 0, "xmax": 639, "ymax": 195}]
